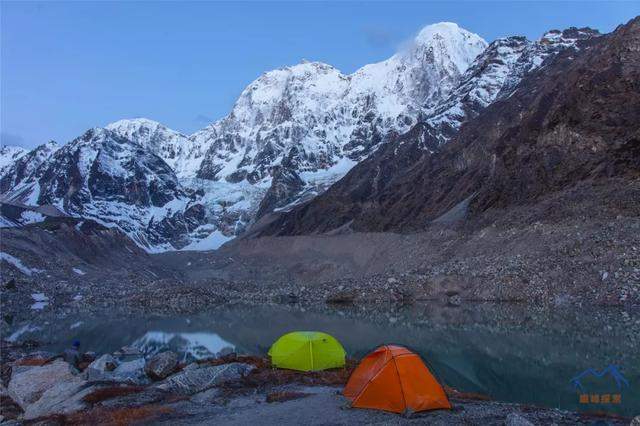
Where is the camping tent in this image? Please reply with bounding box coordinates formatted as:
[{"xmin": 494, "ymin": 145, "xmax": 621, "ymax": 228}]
[
  {"xmin": 268, "ymin": 331, "xmax": 346, "ymax": 371},
  {"xmin": 343, "ymin": 345, "xmax": 451, "ymax": 414}
]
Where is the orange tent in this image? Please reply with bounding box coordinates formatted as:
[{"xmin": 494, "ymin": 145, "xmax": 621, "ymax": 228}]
[{"xmin": 343, "ymin": 345, "xmax": 451, "ymax": 414}]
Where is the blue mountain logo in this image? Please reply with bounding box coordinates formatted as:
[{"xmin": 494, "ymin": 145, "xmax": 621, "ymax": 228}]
[{"xmin": 570, "ymin": 365, "xmax": 630, "ymax": 392}]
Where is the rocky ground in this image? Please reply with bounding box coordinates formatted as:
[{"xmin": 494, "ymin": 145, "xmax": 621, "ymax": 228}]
[
  {"xmin": 1, "ymin": 180, "xmax": 639, "ymax": 326},
  {"xmin": 0, "ymin": 341, "xmax": 633, "ymax": 425},
  {"xmin": 1, "ymin": 179, "xmax": 638, "ymax": 424}
]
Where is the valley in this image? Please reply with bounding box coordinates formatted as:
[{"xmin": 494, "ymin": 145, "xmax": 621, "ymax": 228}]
[{"xmin": 1, "ymin": 12, "xmax": 639, "ymax": 426}]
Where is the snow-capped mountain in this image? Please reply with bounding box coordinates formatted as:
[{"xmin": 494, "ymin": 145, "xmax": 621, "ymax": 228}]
[
  {"xmin": 104, "ymin": 118, "xmax": 210, "ymax": 180},
  {"xmin": 0, "ymin": 146, "xmax": 27, "ymax": 173},
  {"xmin": 195, "ymin": 23, "xmax": 486, "ymax": 181},
  {"xmin": 424, "ymin": 27, "xmax": 601, "ymax": 143},
  {"xmin": 0, "ymin": 141, "xmax": 60, "ymax": 202},
  {"xmin": 191, "ymin": 22, "xmax": 486, "ymax": 217},
  {"xmin": 1, "ymin": 129, "xmax": 207, "ymax": 250},
  {"xmin": 0, "ymin": 22, "xmax": 600, "ymax": 251},
  {"xmin": 257, "ymin": 18, "xmax": 635, "ymax": 237}
]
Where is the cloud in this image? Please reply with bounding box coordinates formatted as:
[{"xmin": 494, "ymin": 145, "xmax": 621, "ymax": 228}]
[
  {"xmin": 363, "ymin": 26, "xmax": 397, "ymax": 49},
  {"xmin": 0, "ymin": 131, "xmax": 29, "ymax": 148},
  {"xmin": 194, "ymin": 114, "xmax": 214, "ymax": 124}
]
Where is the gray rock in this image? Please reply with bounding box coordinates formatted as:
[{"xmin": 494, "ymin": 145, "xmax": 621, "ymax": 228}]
[
  {"xmin": 87, "ymin": 353, "xmax": 117, "ymax": 372},
  {"xmin": 156, "ymin": 363, "xmax": 254, "ymax": 395},
  {"xmin": 98, "ymin": 387, "xmax": 168, "ymax": 409},
  {"xmin": 216, "ymin": 347, "xmax": 235, "ymax": 358},
  {"xmin": 0, "ymin": 384, "xmax": 23, "ymax": 420},
  {"xmin": 145, "ymin": 351, "xmax": 178, "ymax": 381},
  {"xmin": 505, "ymin": 412, "xmax": 534, "ymax": 426},
  {"xmin": 8, "ymin": 359, "xmax": 76, "ymax": 407},
  {"xmin": 84, "ymin": 353, "xmax": 119, "ymax": 381},
  {"xmin": 85, "ymin": 357, "xmax": 148, "ymax": 385},
  {"xmin": 23, "ymin": 375, "xmax": 91, "ymax": 419},
  {"xmin": 113, "ymin": 358, "xmax": 148, "ymax": 385}
]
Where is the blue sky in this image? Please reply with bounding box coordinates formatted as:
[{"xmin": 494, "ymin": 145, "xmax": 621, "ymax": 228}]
[{"xmin": 2, "ymin": 1, "xmax": 638, "ymax": 149}]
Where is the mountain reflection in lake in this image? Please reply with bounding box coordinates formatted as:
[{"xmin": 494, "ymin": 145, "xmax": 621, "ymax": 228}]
[
  {"xmin": 132, "ymin": 331, "xmax": 234, "ymax": 361},
  {"xmin": 6, "ymin": 302, "xmax": 639, "ymax": 416}
]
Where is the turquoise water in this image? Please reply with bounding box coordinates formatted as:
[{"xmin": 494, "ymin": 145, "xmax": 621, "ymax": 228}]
[{"xmin": 6, "ymin": 302, "xmax": 639, "ymax": 417}]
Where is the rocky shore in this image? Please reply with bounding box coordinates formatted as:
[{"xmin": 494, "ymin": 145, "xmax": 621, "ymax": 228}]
[{"xmin": 0, "ymin": 341, "xmax": 632, "ymax": 425}]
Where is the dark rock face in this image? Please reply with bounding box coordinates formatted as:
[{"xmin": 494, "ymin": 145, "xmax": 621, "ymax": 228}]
[
  {"xmin": 35, "ymin": 129, "xmax": 183, "ymax": 210},
  {"xmin": 260, "ymin": 17, "xmax": 640, "ymax": 236},
  {"xmin": 0, "ymin": 142, "xmax": 58, "ymax": 196},
  {"xmin": 144, "ymin": 351, "xmax": 178, "ymax": 381},
  {"xmin": 255, "ymin": 150, "xmax": 306, "ymax": 219}
]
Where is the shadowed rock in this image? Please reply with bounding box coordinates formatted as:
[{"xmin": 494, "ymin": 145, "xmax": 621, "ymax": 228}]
[{"xmin": 155, "ymin": 363, "xmax": 254, "ymax": 395}]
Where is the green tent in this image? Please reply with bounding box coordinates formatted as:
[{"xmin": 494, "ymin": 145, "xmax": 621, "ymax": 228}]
[{"xmin": 268, "ymin": 331, "xmax": 346, "ymax": 371}]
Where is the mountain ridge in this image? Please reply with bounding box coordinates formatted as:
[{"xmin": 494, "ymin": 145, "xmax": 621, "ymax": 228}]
[
  {"xmin": 255, "ymin": 17, "xmax": 638, "ymax": 237},
  {"xmin": 0, "ymin": 21, "xmax": 606, "ymax": 251}
]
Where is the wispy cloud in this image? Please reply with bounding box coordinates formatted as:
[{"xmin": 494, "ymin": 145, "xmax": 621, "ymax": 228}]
[
  {"xmin": 362, "ymin": 26, "xmax": 397, "ymax": 49},
  {"xmin": 0, "ymin": 131, "xmax": 29, "ymax": 148}
]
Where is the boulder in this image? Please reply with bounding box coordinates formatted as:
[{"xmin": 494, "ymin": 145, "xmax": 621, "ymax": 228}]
[
  {"xmin": 85, "ymin": 356, "xmax": 148, "ymax": 385},
  {"xmin": 156, "ymin": 363, "xmax": 254, "ymax": 395},
  {"xmin": 87, "ymin": 354, "xmax": 117, "ymax": 372},
  {"xmin": 8, "ymin": 359, "xmax": 76, "ymax": 407},
  {"xmin": 112, "ymin": 358, "xmax": 148, "ymax": 385},
  {"xmin": 144, "ymin": 351, "xmax": 178, "ymax": 381},
  {"xmin": 22, "ymin": 375, "xmax": 91, "ymax": 420},
  {"xmin": 84, "ymin": 354, "xmax": 118, "ymax": 381}
]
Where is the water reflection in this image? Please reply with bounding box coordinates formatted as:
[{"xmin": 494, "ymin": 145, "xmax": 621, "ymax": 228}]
[
  {"xmin": 4, "ymin": 302, "xmax": 639, "ymax": 416},
  {"xmin": 132, "ymin": 331, "xmax": 234, "ymax": 361}
]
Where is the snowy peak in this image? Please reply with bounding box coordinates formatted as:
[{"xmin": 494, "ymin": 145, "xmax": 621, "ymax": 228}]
[
  {"xmin": 1, "ymin": 126, "xmax": 207, "ymax": 251},
  {"xmin": 0, "ymin": 141, "xmax": 60, "ymax": 200},
  {"xmin": 540, "ymin": 27, "xmax": 600, "ymax": 47},
  {"xmin": 350, "ymin": 22, "xmax": 487, "ymax": 112},
  {"xmin": 105, "ymin": 118, "xmax": 187, "ymax": 142},
  {"xmin": 227, "ymin": 61, "xmax": 348, "ymax": 128},
  {"xmin": 105, "ymin": 118, "xmax": 206, "ymax": 179},
  {"xmin": 411, "ymin": 22, "xmax": 488, "ymax": 74},
  {"xmin": 422, "ymin": 25, "xmax": 601, "ymax": 143},
  {"xmin": 194, "ymin": 21, "xmax": 487, "ymax": 186},
  {"xmin": 0, "ymin": 146, "xmax": 28, "ymax": 171}
]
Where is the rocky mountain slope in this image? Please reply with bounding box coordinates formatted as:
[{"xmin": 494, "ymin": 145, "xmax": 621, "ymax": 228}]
[
  {"xmin": 0, "ymin": 146, "xmax": 27, "ymax": 172},
  {"xmin": 0, "ymin": 142, "xmax": 59, "ymax": 202},
  {"xmin": 0, "ymin": 21, "xmax": 607, "ymax": 251},
  {"xmin": 3, "ymin": 129, "xmax": 212, "ymax": 250},
  {"xmin": 257, "ymin": 17, "xmax": 639, "ymax": 236}
]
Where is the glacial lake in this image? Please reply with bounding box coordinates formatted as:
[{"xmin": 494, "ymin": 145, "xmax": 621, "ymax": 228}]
[{"xmin": 5, "ymin": 302, "xmax": 639, "ymax": 417}]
